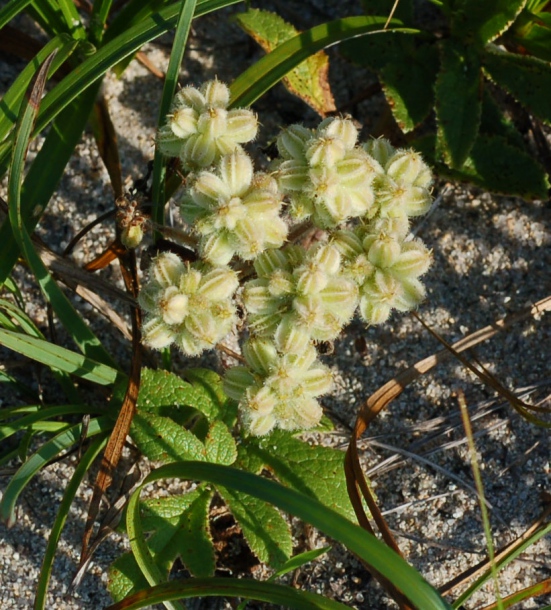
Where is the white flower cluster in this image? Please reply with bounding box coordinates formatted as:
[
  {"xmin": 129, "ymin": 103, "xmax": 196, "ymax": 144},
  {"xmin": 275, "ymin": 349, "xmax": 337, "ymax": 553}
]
[
  {"xmin": 140, "ymin": 79, "xmax": 435, "ymax": 435},
  {"xmin": 139, "ymin": 253, "xmax": 238, "ymax": 356}
]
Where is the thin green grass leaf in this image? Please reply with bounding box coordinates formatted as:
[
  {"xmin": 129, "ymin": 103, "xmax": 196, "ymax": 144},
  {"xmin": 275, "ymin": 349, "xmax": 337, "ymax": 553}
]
[
  {"xmin": 0, "ymin": 85, "xmax": 100, "ymax": 286},
  {"xmin": 56, "ymin": 0, "xmax": 86, "ymax": 39},
  {"xmin": 127, "ymin": 463, "xmax": 452, "ymax": 610},
  {"xmin": 229, "ymin": 16, "xmax": 419, "ymax": 108},
  {"xmin": 1, "ymin": 0, "xmax": 242, "ymax": 163},
  {"xmin": 0, "ymin": 415, "xmax": 112, "ymax": 526},
  {"xmin": 151, "ymin": 0, "xmax": 197, "ymax": 228},
  {"xmin": 236, "ymin": 546, "xmax": 332, "ymax": 610},
  {"xmin": 34, "ymin": 434, "xmax": 108, "ymax": 610},
  {"xmin": 7, "ymin": 68, "xmax": 118, "ymax": 368},
  {"xmin": 25, "ymin": 1, "xmax": 67, "ymax": 38},
  {"xmin": 458, "ymin": 393, "xmax": 503, "ymax": 609},
  {"xmin": 453, "ymin": 521, "xmax": 551, "ymax": 607},
  {"xmin": 126, "ymin": 484, "xmax": 185, "ymax": 610},
  {"xmin": 90, "ymin": 0, "xmax": 115, "ymax": 44},
  {"xmin": 106, "ymin": 577, "xmax": 350, "ymax": 610},
  {"xmin": 0, "ymin": 328, "xmax": 120, "ymax": 385},
  {"xmin": 0, "ymin": 0, "xmax": 34, "ymax": 30},
  {"xmin": 0, "ymin": 34, "xmax": 78, "ymax": 142},
  {"xmin": 0, "ymin": 404, "xmax": 99, "ymax": 442}
]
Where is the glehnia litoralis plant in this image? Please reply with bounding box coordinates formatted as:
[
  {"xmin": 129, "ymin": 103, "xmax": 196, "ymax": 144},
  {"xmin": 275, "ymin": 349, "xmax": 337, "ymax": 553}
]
[{"xmin": 140, "ymin": 79, "xmax": 433, "ymax": 436}]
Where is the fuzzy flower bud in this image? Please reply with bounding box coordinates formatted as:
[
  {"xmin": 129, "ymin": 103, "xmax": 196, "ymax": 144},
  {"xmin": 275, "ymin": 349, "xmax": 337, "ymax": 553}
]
[
  {"xmin": 274, "ymin": 117, "xmax": 379, "ymax": 227},
  {"xmin": 139, "ymin": 253, "xmax": 238, "ymax": 355},
  {"xmin": 365, "ymin": 140, "xmax": 433, "ymax": 220},
  {"xmin": 181, "ymin": 150, "xmax": 287, "ymax": 264},
  {"xmin": 243, "ymin": 244, "xmax": 358, "ymax": 342},
  {"xmin": 223, "ymin": 337, "xmax": 332, "ymax": 435},
  {"xmin": 157, "ymin": 79, "xmax": 258, "ymax": 170}
]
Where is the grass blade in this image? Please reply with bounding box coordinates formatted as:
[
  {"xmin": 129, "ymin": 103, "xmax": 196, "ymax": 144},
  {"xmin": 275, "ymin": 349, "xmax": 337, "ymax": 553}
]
[
  {"xmin": 56, "ymin": 0, "xmax": 86, "ymax": 39},
  {"xmin": 0, "ymin": 404, "xmax": 101, "ymax": 443},
  {"xmin": 229, "ymin": 16, "xmax": 419, "ymax": 108},
  {"xmin": 34, "ymin": 434, "xmax": 108, "ymax": 610},
  {"xmin": 0, "ymin": 416, "xmax": 113, "ymax": 526},
  {"xmin": 106, "ymin": 577, "xmax": 350, "ymax": 610},
  {"xmin": 6, "ymin": 64, "xmax": 118, "ymax": 367},
  {"xmin": 127, "ymin": 462, "xmax": 452, "ymax": 610},
  {"xmin": 0, "ymin": 328, "xmax": 120, "ymax": 385},
  {"xmin": 458, "ymin": 392, "xmax": 502, "ymax": 607},
  {"xmin": 151, "ymin": 0, "xmax": 198, "ymax": 228},
  {"xmin": 0, "ymin": 0, "xmax": 34, "ymax": 30}
]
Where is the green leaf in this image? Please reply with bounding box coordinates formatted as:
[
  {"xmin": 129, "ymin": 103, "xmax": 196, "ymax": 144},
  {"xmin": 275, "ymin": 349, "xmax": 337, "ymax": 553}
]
[
  {"xmin": 131, "ymin": 411, "xmax": 206, "ymax": 463},
  {"xmin": 230, "ymin": 16, "xmax": 420, "ymax": 109},
  {"xmin": 241, "ymin": 430, "xmax": 355, "ymax": 521},
  {"xmin": 106, "ymin": 577, "xmax": 351, "ymax": 610},
  {"xmin": 450, "ymin": 0, "xmax": 526, "ymax": 46},
  {"xmin": 16, "ymin": 1, "xmax": 241, "ymax": 149},
  {"xmin": 137, "ymin": 368, "xmax": 201, "ymax": 423},
  {"xmin": 435, "ymin": 39, "xmax": 482, "ymax": 168},
  {"xmin": 4, "ymin": 76, "xmax": 116, "ymax": 368},
  {"xmin": 151, "ymin": 0, "xmax": 197, "ymax": 228},
  {"xmin": 0, "ymin": 84, "xmax": 99, "ymax": 282},
  {"xmin": 108, "ymin": 552, "xmax": 150, "ymax": 604},
  {"xmin": 0, "ymin": 0, "xmax": 34, "ymax": 29},
  {"xmin": 217, "ymin": 485, "xmax": 292, "ymax": 568},
  {"xmin": 379, "ymin": 40, "xmax": 438, "ymax": 132},
  {"xmin": 35, "ymin": 435, "xmax": 108, "ymax": 610},
  {"xmin": 205, "ymin": 421, "xmax": 237, "ymax": 465},
  {"xmin": 110, "ymin": 487, "xmax": 215, "ymax": 603},
  {"xmin": 509, "ymin": 10, "xmax": 551, "ymax": 62},
  {"xmin": 0, "ymin": 404, "xmax": 96, "ymax": 442},
  {"xmin": 234, "ymin": 9, "xmax": 336, "ymax": 116},
  {"xmin": 0, "ymin": 416, "xmax": 112, "ymax": 526},
  {"xmin": 183, "ymin": 368, "xmax": 237, "ymax": 425},
  {"xmin": 483, "ymin": 45, "xmax": 551, "ymax": 125},
  {"xmin": 413, "ymin": 133, "xmax": 549, "ymax": 199},
  {"xmin": 138, "ymin": 367, "xmax": 231, "ymax": 424},
  {"xmin": 126, "ymin": 463, "xmax": 452, "ymax": 610},
  {"xmin": 0, "ymin": 328, "xmax": 120, "ymax": 386},
  {"xmin": 479, "ymin": 89, "xmax": 526, "ymax": 150}
]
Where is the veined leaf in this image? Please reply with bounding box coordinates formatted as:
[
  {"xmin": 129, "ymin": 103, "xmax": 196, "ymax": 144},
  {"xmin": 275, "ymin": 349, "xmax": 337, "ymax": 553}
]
[
  {"xmin": 379, "ymin": 39, "xmax": 438, "ymax": 132},
  {"xmin": 479, "ymin": 89, "xmax": 526, "ymax": 150},
  {"xmin": 413, "ymin": 133, "xmax": 549, "ymax": 200},
  {"xmin": 509, "ymin": 10, "xmax": 551, "ymax": 62},
  {"xmin": 204, "ymin": 420, "xmax": 237, "ymax": 465},
  {"xmin": 131, "ymin": 411, "xmax": 206, "ymax": 463},
  {"xmin": 109, "ymin": 489, "xmax": 214, "ymax": 602},
  {"xmin": 138, "ymin": 367, "xmax": 231, "ymax": 424},
  {"xmin": 435, "ymin": 38, "xmax": 482, "ymax": 168},
  {"xmin": 217, "ymin": 485, "xmax": 292, "ymax": 569},
  {"xmin": 234, "ymin": 9, "xmax": 336, "ymax": 117},
  {"xmin": 240, "ymin": 430, "xmax": 355, "ymax": 521},
  {"xmin": 483, "ymin": 45, "xmax": 551, "ymax": 125},
  {"xmin": 230, "ymin": 16, "xmax": 420, "ymax": 108},
  {"xmin": 126, "ymin": 463, "xmax": 452, "ymax": 610},
  {"xmin": 450, "ymin": 0, "xmax": 526, "ymax": 46}
]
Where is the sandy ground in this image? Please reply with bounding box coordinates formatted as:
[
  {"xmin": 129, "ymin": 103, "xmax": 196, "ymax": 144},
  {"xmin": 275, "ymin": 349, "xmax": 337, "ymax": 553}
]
[{"xmin": 0, "ymin": 2, "xmax": 550, "ymax": 609}]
